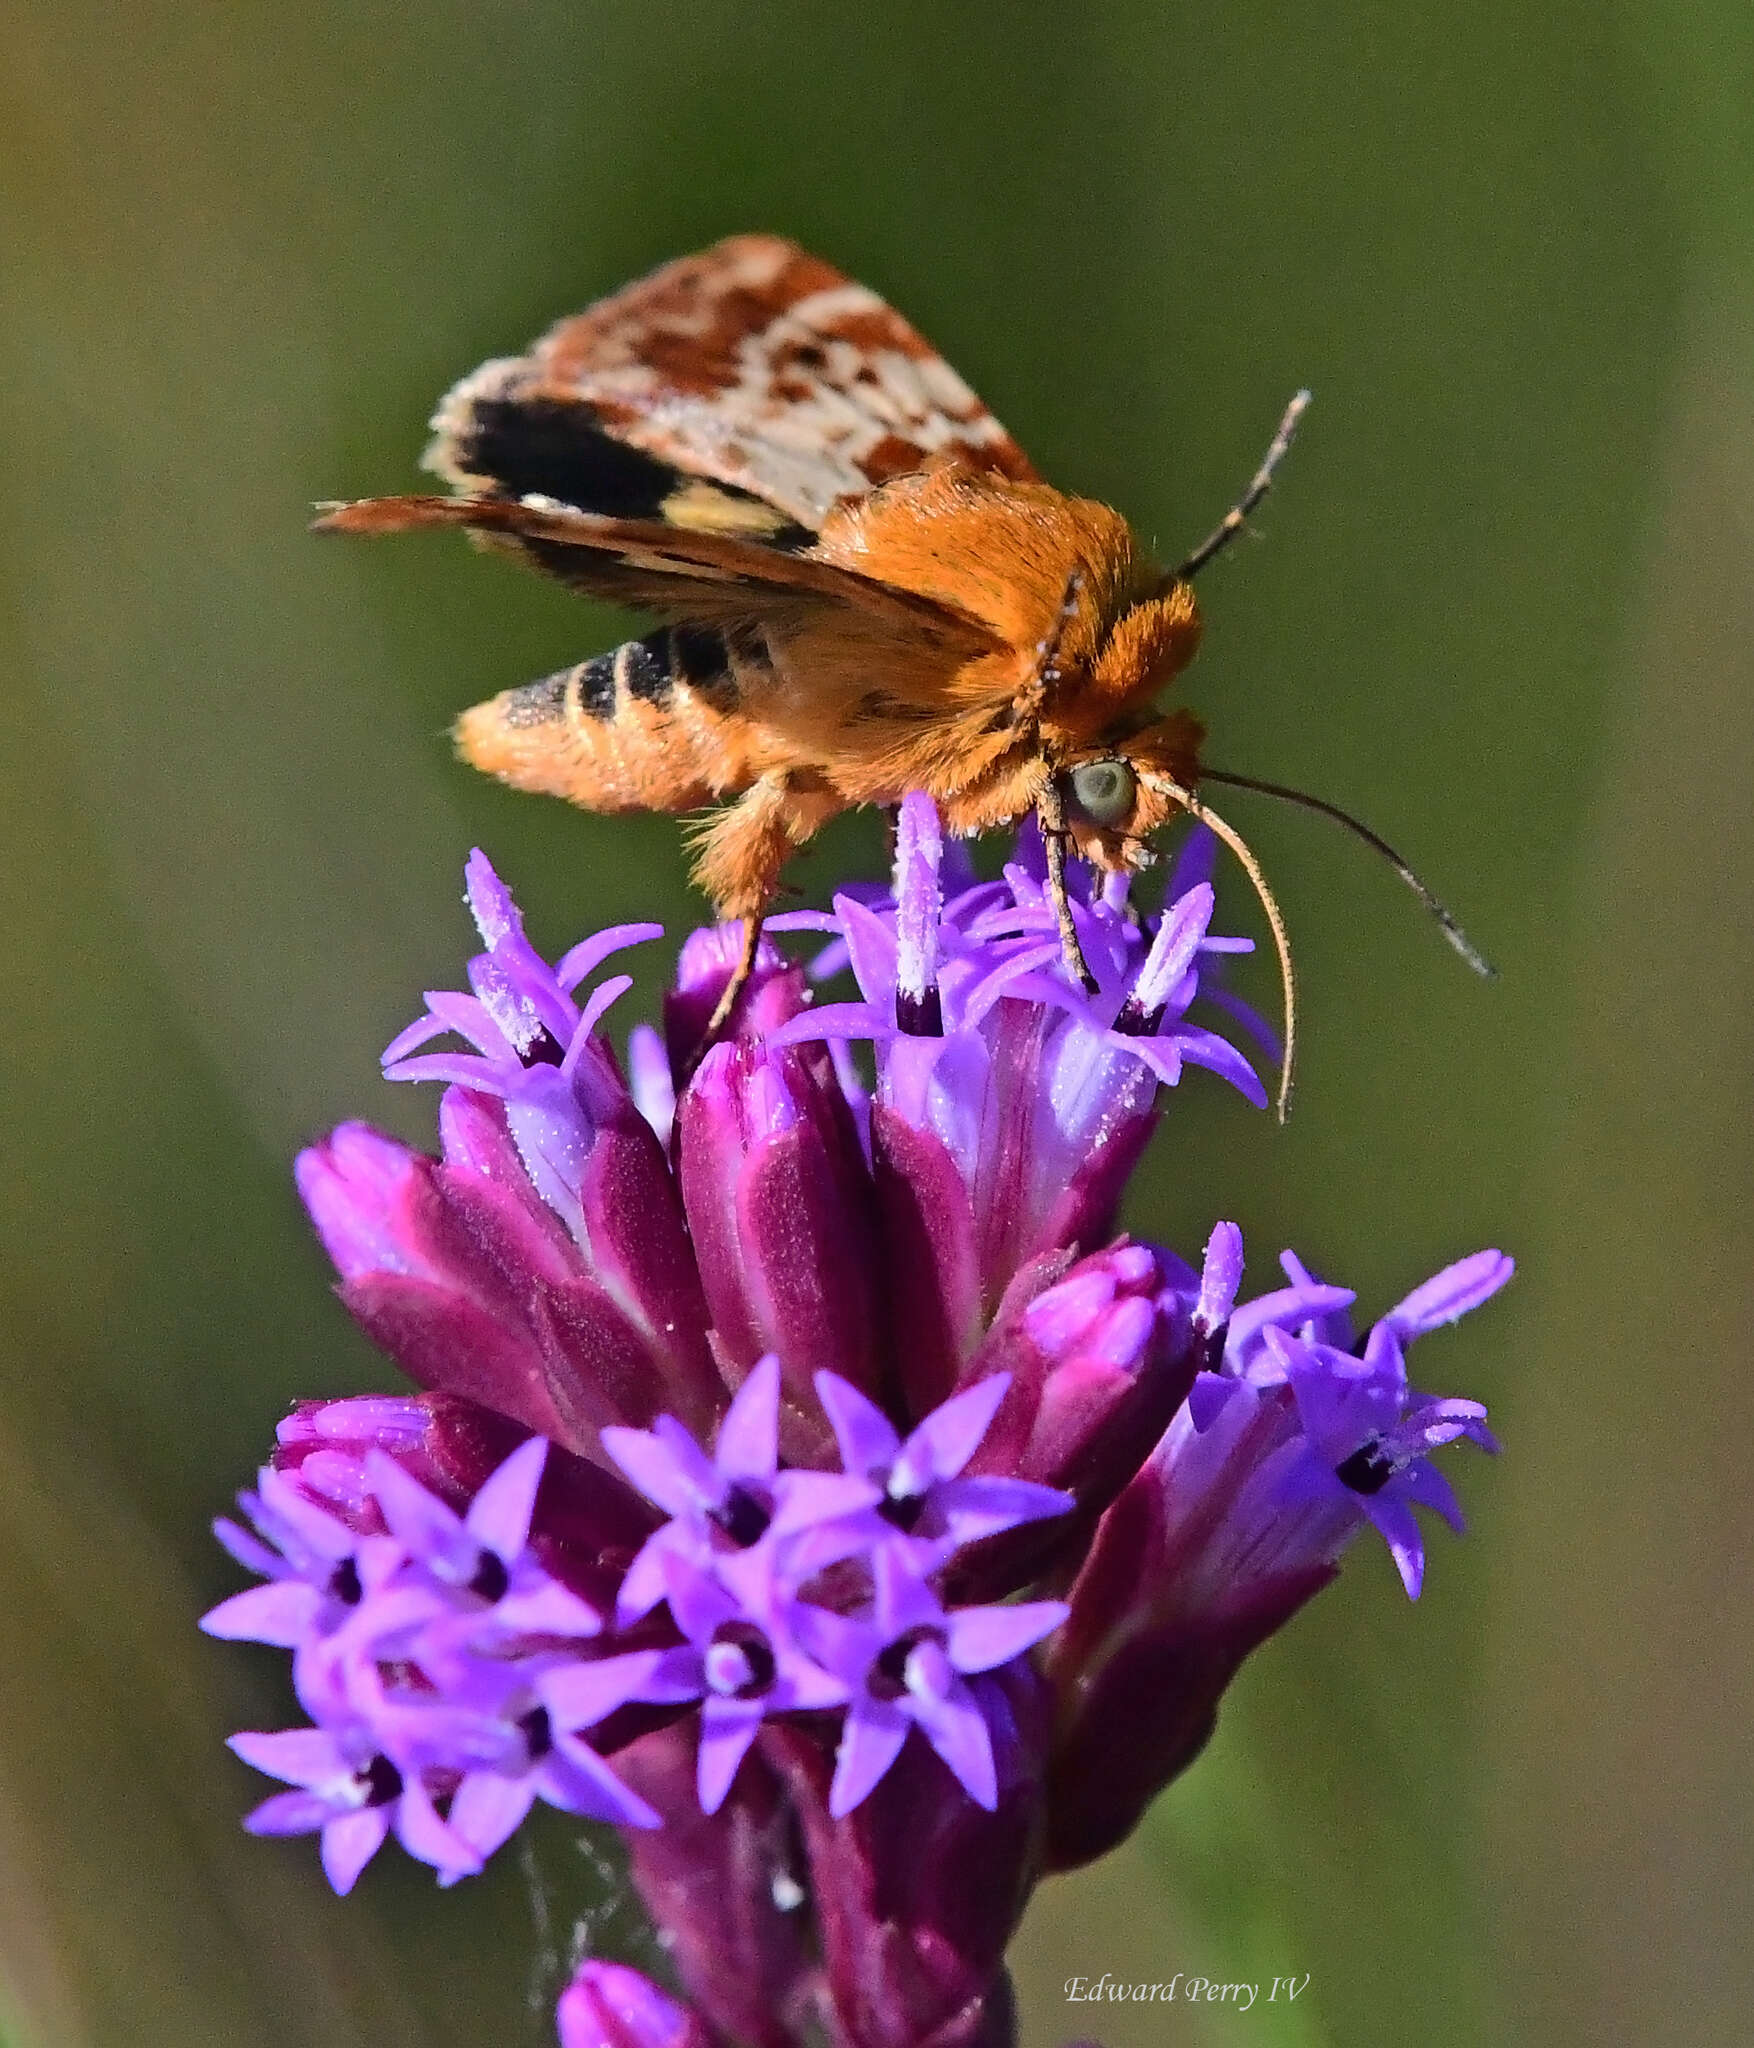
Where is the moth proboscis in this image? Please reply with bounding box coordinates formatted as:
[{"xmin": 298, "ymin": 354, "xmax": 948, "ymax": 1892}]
[{"xmin": 319, "ymin": 234, "xmax": 1491, "ymax": 1116}]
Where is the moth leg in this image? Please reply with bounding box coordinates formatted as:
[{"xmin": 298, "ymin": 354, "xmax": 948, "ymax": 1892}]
[
  {"xmin": 686, "ymin": 772, "xmax": 840, "ymax": 1071},
  {"xmin": 695, "ymin": 912, "xmax": 767, "ymax": 1067},
  {"xmin": 881, "ymin": 803, "xmax": 902, "ymax": 866},
  {"xmin": 1036, "ymin": 778, "xmax": 1098, "ymax": 993}
]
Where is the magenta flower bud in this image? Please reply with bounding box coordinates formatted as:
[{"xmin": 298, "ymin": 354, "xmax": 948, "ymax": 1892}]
[
  {"xmin": 273, "ymin": 1391, "xmax": 658, "ymax": 1613},
  {"xmin": 556, "ymin": 1961, "xmax": 712, "ymax": 2048},
  {"xmin": 766, "ymin": 1656, "xmax": 1050, "ymax": 2048},
  {"xmin": 663, "ymin": 921, "xmax": 810, "ymax": 1074},
  {"xmin": 947, "ymin": 1240, "xmax": 1201, "ymax": 1596},
  {"xmin": 298, "ymin": 1087, "xmax": 722, "ymax": 1457},
  {"xmin": 678, "ymin": 1038, "xmax": 883, "ymax": 1455},
  {"xmin": 616, "ymin": 1723, "xmax": 817, "ymax": 2048}
]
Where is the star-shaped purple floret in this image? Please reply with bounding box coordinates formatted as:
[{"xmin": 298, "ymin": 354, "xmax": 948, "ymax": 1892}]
[
  {"xmin": 652, "ymin": 1547, "xmax": 850, "ymax": 1815},
  {"xmin": 362, "ymin": 1434, "xmax": 603, "ymax": 1643},
  {"xmin": 229, "ymin": 1722, "xmax": 478, "ymax": 1895},
  {"xmin": 602, "ymin": 1355, "xmax": 880, "ymax": 1625},
  {"xmin": 1264, "ymin": 1325, "xmax": 1498, "ymax": 1598},
  {"xmin": 379, "ymin": 850, "xmax": 661, "ymax": 1220},
  {"xmin": 790, "ymin": 1546, "xmax": 1067, "ymax": 1816},
  {"xmin": 204, "ymin": 1463, "xmax": 390, "ymax": 1651},
  {"xmin": 811, "ymin": 1368, "xmax": 1072, "ymax": 1569}
]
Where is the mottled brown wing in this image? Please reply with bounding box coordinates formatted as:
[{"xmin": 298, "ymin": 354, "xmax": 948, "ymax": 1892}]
[
  {"xmin": 313, "ymin": 493, "xmax": 994, "ymax": 649},
  {"xmin": 424, "ymin": 233, "xmax": 1040, "ymax": 539}
]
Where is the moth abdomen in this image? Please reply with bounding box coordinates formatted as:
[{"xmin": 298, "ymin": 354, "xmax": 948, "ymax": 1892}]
[{"xmin": 457, "ymin": 624, "xmax": 754, "ymax": 815}]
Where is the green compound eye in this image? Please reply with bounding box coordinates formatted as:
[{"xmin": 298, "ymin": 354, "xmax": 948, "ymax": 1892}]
[{"xmin": 1069, "ymin": 759, "xmax": 1137, "ymax": 827}]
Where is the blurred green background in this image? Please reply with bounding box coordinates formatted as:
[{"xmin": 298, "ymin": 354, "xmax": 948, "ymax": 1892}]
[{"xmin": 4, "ymin": 4, "xmax": 1751, "ymax": 2044}]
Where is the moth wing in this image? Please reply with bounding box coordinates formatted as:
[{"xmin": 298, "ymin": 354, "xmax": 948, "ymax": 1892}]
[
  {"xmin": 424, "ymin": 233, "xmax": 1040, "ymax": 540},
  {"xmin": 314, "ymin": 493, "xmax": 993, "ymax": 649}
]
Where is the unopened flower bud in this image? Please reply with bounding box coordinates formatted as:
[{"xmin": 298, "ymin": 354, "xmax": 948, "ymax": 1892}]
[
  {"xmin": 678, "ymin": 1039, "xmax": 883, "ymax": 1455},
  {"xmin": 556, "ymin": 1961, "xmax": 712, "ymax": 2048}
]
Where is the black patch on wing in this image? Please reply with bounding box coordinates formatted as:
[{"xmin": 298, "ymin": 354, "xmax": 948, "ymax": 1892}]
[{"xmin": 457, "ymin": 396, "xmax": 814, "ymax": 547}]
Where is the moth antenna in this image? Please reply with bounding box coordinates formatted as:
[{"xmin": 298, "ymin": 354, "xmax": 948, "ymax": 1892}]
[
  {"xmin": 1200, "ymin": 767, "xmax": 1496, "ymax": 979},
  {"xmin": 1151, "ymin": 776, "xmax": 1299, "ymax": 1123},
  {"xmin": 1172, "ymin": 390, "xmax": 1312, "ymax": 582}
]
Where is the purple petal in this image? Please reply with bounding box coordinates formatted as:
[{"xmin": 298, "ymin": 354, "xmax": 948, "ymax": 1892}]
[
  {"xmin": 447, "ymin": 1773, "xmax": 537, "ymax": 1861},
  {"xmin": 540, "ymin": 1650, "xmax": 671, "ymax": 1732},
  {"xmin": 829, "ymin": 1698, "xmax": 910, "ymax": 1818},
  {"xmin": 320, "ymin": 1809, "xmax": 390, "ymax": 1894},
  {"xmin": 1383, "ymin": 1250, "xmax": 1514, "ymax": 1339},
  {"xmin": 201, "ymin": 1582, "xmax": 321, "ymax": 1646},
  {"xmin": 942, "ymin": 1600, "xmax": 1068, "ymax": 1675},
  {"xmin": 1365, "ymin": 1494, "xmax": 1428, "ymax": 1598},
  {"xmin": 464, "ymin": 1435, "xmax": 548, "ymax": 1561},
  {"xmin": 1396, "ymin": 1458, "xmax": 1467, "ymax": 1533},
  {"xmin": 364, "ymin": 1450, "xmax": 469, "ymax": 1573},
  {"xmin": 910, "ymin": 1686, "xmax": 997, "ymax": 1810},
  {"xmin": 696, "ymin": 1697, "xmax": 765, "ymax": 1815},
  {"xmin": 600, "ymin": 1423, "xmax": 721, "ymax": 1521},
  {"xmin": 228, "ymin": 1726, "xmax": 344, "ymax": 1787},
  {"xmin": 891, "ymin": 1374, "xmax": 1010, "ymax": 1491},
  {"xmin": 554, "ymin": 921, "xmax": 666, "ymax": 994},
  {"xmin": 545, "ymin": 1738, "xmax": 663, "ymax": 1830},
  {"xmin": 716, "ymin": 1355, "xmax": 781, "ymax": 1484},
  {"xmin": 814, "ymin": 1370, "xmax": 901, "ymax": 1480}
]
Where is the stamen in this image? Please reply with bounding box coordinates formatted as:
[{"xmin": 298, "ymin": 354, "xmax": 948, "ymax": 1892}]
[{"xmin": 894, "ymin": 790, "xmax": 944, "ymax": 1036}]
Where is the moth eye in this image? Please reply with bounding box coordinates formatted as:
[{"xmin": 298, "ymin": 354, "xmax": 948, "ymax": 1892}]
[{"xmin": 1069, "ymin": 759, "xmax": 1137, "ymax": 828}]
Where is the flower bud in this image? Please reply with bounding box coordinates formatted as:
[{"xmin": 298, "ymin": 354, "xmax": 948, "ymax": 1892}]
[
  {"xmin": 678, "ymin": 1039, "xmax": 883, "ymax": 1456},
  {"xmin": 663, "ymin": 922, "xmax": 810, "ymax": 1075},
  {"xmin": 947, "ymin": 1241, "xmax": 1200, "ymax": 1597},
  {"xmin": 556, "ymin": 1962, "xmax": 712, "ymax": 2048},
  {"xmin": 765, "ymin": 1660, "xmax": 1048, "ymax": 2048},
  {"xmin": 616, "ymin": 1723, "xmax": 817, "ymax": 2048},
  {"xmin": 298, "ymin": 1086, "xmax": 722, "ymax": 1457}
]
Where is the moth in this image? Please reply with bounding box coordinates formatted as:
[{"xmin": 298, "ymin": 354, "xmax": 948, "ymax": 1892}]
[{"xmin": 320, "ymin": 234, "xmax": 1486, "ymax": 1112}]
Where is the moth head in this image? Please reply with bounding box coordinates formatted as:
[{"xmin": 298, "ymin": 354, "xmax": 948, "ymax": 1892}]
[{"xmin": 1059, "ymin": 711, "xmax": 1205, "ymax": 868}]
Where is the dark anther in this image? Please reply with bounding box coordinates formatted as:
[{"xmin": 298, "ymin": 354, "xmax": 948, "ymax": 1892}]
[
  {"xmin": 522, "ymin": 1025, "xmax": 568, "ymax": 1068},
  {"xmin": 710, "ymin": 1484, "xmax": 773, "ymax": 1550},
  {"xmin": 518, "ymin": 1705, "xmax": 554, "ymax": 1760},
  {"xmin": 1113, "ymin": 994, "xmax": 1165, "ymax": 1039},
  {"xmin": 895, "ymin": 986, "xmax": 944, "ymax": 1036},
  {"xmin": 361, "ymin": 1754, "xmax": 404, "ymax": 1807},
  {"xmin": 1334, "ymin": 1439, "xmax": 1395, "ymax": 1496},
  {"xmin": 329, "ymin": 1555, "xmax": 363, "ymax": 1606},
  {"xmin": 469, "ymin": 1550, "xmax": 511, "ymax": 1603},
  {"xmin": 879, "ymin": 1489, "xmax": 926, "ymax": 1535},
  {"xmin": 871, "ymin": 1626, "xmax": 943, "ymax": 1702},
  {"xmin": 712, "ymin": 1622, "xmax": 778, "ymax": 1699},
  {"xmin": 1195, "ymin": 1319, "xmax": 1229, "ymax": 1372}
]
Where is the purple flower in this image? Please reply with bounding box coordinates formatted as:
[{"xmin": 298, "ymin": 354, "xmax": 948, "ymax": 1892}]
[
  {"xmin": 601, "ymin": 1353, "xmax": 880, "ymax": 1624},
  {"xmin": 812, "ymin": 1368, "xmax": 1071, "ymax": 1570},
  {"xmin": 792, "ymin": 1546, "xmax": 1067, "ymax": 1815},
  {"xmin": 557, "ymin": 1961, "xmax": 713, "ymax": 2048},
  {"xmin": 216, "ymin": 1437, "xmax": 664, "ymax": 1887},
  {"xmin": 205, "ymin": 809, "xmax": 1513, "ymax": 2048},
  {"xmin": 653, "ymin": 1547, "xmax": 849, "ymax": 1815},
  {"xmin": 775, "ymin": 795, "xmax": 1263, "ymax": 1403},
  {"xmin": 229, "ymin": 1723, "xmax": 477, "ymax": 1895},
  {"xmin": 1041, "ymin": 1239, "xmax": 1509, "ymax": 1868},
  {"xmin": 1261, "ymin": 1325, "xmax": 1497, "ymax": 1599}
]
